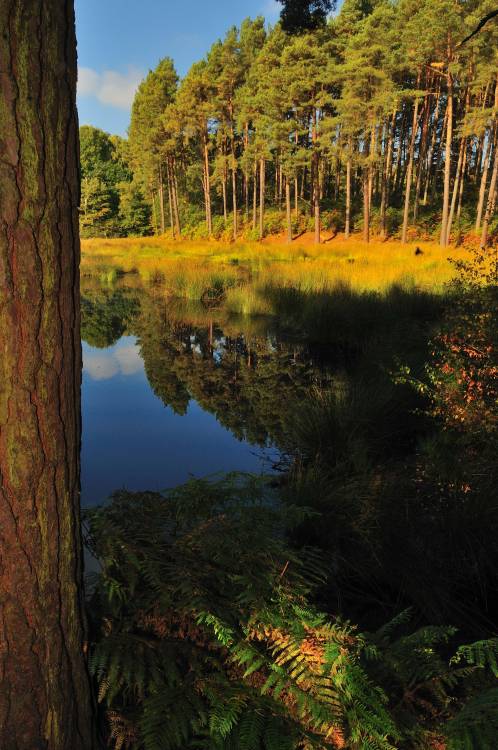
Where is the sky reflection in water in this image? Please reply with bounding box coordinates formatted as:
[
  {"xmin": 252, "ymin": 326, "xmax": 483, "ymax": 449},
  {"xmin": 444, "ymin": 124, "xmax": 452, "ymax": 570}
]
[{"xmin": 81, "ymin": 335, "xmax": 271, "ymax": 506}]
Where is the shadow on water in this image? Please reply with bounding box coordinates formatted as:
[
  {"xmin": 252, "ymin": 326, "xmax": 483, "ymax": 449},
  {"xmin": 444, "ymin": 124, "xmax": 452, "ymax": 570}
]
[
  {"xmin": 81, "ymin": 276, "xmax": 498, "ymax": 633},
  {"xmin": 81, "ymin": 274, "xmax": 498, "ymax": 747}
]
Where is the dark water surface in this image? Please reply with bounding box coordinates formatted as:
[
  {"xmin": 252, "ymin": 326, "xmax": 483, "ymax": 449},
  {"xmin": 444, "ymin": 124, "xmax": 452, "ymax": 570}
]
[{"xmin": 80, "ymin": 281, "xmax": 320, "ymax": 506}]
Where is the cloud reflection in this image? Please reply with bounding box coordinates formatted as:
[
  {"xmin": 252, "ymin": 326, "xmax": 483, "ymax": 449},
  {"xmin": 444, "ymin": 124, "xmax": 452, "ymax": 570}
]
[{"xmin": 84, "ymin": 342, "xmax": 143, "ymax": 381}]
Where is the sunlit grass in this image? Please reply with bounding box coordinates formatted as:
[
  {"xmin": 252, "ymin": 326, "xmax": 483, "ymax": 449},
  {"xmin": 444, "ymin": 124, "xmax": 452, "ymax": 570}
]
[{"xmin": 81, "ymin": 236, "xmax": 467, "ymax": 312}]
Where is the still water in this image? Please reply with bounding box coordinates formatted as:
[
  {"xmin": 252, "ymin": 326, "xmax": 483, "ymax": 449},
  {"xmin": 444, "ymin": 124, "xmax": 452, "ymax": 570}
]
[
  {"xmin": 80, "ymin": 282, "xmax": 319, "ymax": 506},
  {"xmin": 82, "ymin": 335, "xmax": 271, "ymax": 505}
]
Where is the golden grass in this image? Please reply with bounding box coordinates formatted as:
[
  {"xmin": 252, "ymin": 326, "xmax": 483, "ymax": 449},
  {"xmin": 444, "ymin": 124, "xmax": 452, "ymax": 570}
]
[{"xmin": 81, "ymin": 235, "xmax": 468, "ymax": 301}]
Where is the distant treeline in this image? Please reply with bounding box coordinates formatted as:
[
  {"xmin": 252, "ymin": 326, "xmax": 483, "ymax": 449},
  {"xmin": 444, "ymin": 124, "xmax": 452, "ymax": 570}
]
[{"xmin": 80, "ymin": 0, "xmax": 498, "ymax": 246}]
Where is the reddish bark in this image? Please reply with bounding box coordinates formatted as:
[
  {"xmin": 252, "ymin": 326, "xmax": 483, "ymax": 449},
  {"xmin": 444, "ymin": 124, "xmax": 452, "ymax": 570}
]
[{"xmin": 0, "ymin": 1, "xmax": 96, "ymax": 747}]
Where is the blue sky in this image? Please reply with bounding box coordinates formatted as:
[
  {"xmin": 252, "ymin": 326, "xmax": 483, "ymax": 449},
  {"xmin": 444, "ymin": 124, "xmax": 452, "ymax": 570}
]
[{"xmin": 75, "ymin": 0, "xmax": 281, "ymax": 137}]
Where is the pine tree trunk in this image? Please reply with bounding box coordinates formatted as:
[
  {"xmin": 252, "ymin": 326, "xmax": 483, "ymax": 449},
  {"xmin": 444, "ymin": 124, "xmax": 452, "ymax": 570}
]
[
  {"xmin": 0, "ymin": 2, "xmax": 96, "ymax": 747},
  {"xmin": 476, "ymin": 83, "xmax": 498, "ymax": 232},
  {"xmin": 363, "ymin": 169, "xmax": 370, "ymax": 243},
  {"xmin": 286, "ymin": 178, "xmax": 292, "ymax": 243},
  {"xmin": 203, "ymin": 136, "xmax": 212, "ymax": 236},
  {"xmin": 413, "ymin": 83, "xmax": 431, "ymax": 221},
  {"xmin": 480, "ymin": 144, "xmax": 498, "ymax": 249},
  {"xmin": 312, "ymin": 110, "xmax": 320, "ymax": 244},
  {"xmin": 230, "ymin": 119, "xmax": 237, "ymax": 241},
  {"xmin": 476, "ymin": 131, "xmax": 493, "ymax": 232},
  {"xmin": 345, "ymin": 145, "xmax": 352, "ymax": 240},
  {"xmin": 172, "ymin": 159, "xmax": 181, "ymax": 236},
  {"xmin": 259, "ymin": 158, "xmax": 265, "ymax": 240},
  {"xmin": 166, "ymin": 162, "xmax": 175, "ymax": 238},
  {"xmin": 222, "ymin": 173, "xmax": 228, "ymax": 222},
  {"xmin": 295, "ymin": 176, "xmax": 299, "ymax": 217},
  {"xmin": 232, "ymin": 163, "xmax": 238, "ymax": 241},
  {"xmin": 423, "ymin": 86, "xmax": 441, "ymax": 205},
  {"xmin": 440, "ymin": 73, "xmax": 453, "ymax": 247},
  {"xmin": 402, "ymin": 88, "xmax": 421, "ymax": 243},
  {"xmin": 380, "ymin": 117, "xmax": 393, "ymax": 239},
  {"xmin": 244, "ymin": 123, "xmax": 250, "ymax": 222},
  {"xmin": 456, "ymin": 143, "xmax": 467, "ymax": 226},
  {"xmin": 253, "ymin": 161, "xmax": 258, "ymax": 230},
  {"xmin": 158, "ymin": 165, "xmax": 166, "ymax": 235},
  {"xmin": 447, "ymin": 135, "xmax": 466, "ymax": 244},
  {"xmin": 151, "ymin": 189, "xmax": 158, "ymax": 234}
]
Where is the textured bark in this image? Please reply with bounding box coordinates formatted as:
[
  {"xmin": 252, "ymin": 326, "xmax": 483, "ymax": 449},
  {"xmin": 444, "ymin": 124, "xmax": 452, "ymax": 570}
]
[
  {"xmin": 380, "ymin": 118, "xmax": 393, "ymax": 239},
  {"xmin": 259, "ymin": 158, "xmax": 265, "ymax": 240},
  {"xmin": 446, "ymin": 135, "xmax": 466, "ymax": 243},
  {"xmin": 401, "ymin": 89, "xmax": 420, "ymax": 244},
  {"xmin": 440, "ymin": 73, "xmax": 453, "ymax": 247},
  {"xmin": 171, "ymin": 159, "xmax": 181, "ymax": 236},
  {"xmin": 345, "ymin": 148, "xmax": 352, "ymax": 240},
  {"xmin": 475, "ymin": 131, "xmax": 493, "ymax": 232},
  {"xmin": 285, "ymin": 178, "xmax": 292, "ymax": 243},
  {"xmin": 0, "ymin": 1, "xmax": 96, "ymax": 748},
  {"xmin": 252, "ymin": 161, "xmax": 257, "ymax": 230},
  {"xmin": 312, "ymin": 110, "xmax": 320, "ymax": 245},
  {"xmin": 231, "ymin": 163, "xmax": 237, "ymax": 241},
  {"xmin": 202, "ymin": 136, "xmax": 212, "ymax": 236},
  {"xmin": 166, "ymin": 162, "xmax": 175, "ymax": 238},
  {"xmin": 480, "ymin": 143, "xmax": 498, "ymax": 249},
  {"xmin": 422, "ymin": 86, "xmax": 441, "ymax": 205},
  {"xmin": 158, "ymin": 166, "xmax": 165, "ymax": 235}
]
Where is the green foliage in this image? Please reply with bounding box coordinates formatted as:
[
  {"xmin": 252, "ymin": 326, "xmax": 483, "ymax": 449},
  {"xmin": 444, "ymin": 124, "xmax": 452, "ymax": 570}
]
[
  {"xmin": 85, "ymin": 475, "xmax": 498, "ymax": 750},
  {"xmin": 80, "ymin": 126, "xmax": 150, "ymax": 237}
]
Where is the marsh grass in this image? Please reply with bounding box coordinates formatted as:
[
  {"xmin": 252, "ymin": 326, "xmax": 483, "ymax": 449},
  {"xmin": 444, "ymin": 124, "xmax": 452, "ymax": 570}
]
[{"xmin": 81, "ymin": 236, "xmax": 467, "ymax": 312}]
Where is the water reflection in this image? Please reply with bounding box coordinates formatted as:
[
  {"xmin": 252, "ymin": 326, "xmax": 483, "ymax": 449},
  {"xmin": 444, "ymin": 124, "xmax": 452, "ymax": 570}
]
[{"xmin": 80, "ymin": 284, "xmax": 319, "ymax": 505}]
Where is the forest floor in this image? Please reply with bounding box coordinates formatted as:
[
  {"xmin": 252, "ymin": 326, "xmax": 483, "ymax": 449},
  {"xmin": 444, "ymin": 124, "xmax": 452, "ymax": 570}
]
[{"xmin": 81, "ymin": 232, "xmax": 471, "ymax": 302}]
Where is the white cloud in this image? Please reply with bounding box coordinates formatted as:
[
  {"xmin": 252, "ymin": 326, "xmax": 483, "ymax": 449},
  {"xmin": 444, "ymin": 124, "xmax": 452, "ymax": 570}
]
[
  {"xmin": 78, "ymin": 66, "xmax": 143, "ymax": 110},
  {"xmin": 262, "ymin": 0, "xmax": 281, "ymax": 21}
]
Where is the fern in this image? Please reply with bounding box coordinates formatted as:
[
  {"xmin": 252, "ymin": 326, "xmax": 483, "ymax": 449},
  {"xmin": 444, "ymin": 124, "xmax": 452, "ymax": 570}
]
[{"xmin": 85, "ymin": 475, "xmax": 498, "ymax": 750}]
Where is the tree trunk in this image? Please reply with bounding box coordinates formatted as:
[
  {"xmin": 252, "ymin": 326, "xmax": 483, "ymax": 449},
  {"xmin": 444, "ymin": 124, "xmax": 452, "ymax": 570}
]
[
  {"xmin": 380, "ymin": 117, "xmax": 394, "ymax": 239},
  {"xmin": 203, "ymin": 135, "xmax": 212, "ymax": 236},
  {"xmin": 363, "ymin": 169, "xmax": 370, "ymax": 243},
  {"xmin": 0, "ymin": 2, "xmax": 97, "ymax": 748},
  {"xmin": 456, "ymin": 142, "xmax": 467, "ymax": 226},
  {"xmin": 232, "ymin": 156, "xmax": 238, "ymax": 241},
  {"xmin": 423, "ymin": 85, "xmax": 441, "ymax": 205},
  {"xmin": 172, "ymin": 159, "xmax": 181, "ymax": 236},
  {"xmin": 413, "ymin": 83, "xmax": 431, "ymax": 221},
  {"xmin": 476, "ymin": 131, "xmax": 493, "ymax": 232},
  {"xmin": 252, "ymin": 161, "xmax": 258, "ymax": 230},
  {"xmin": 166, "ymin": 162, "xmax": 175, "ymax": 238},
  {"xmin": 243, "ymin": 123, "xmax": 250, "ymax": 222},
  {"xmin": 345, "ymin": 142, "xmax": 352, "ymax": 240},
  {"xmin": 158, "ymin": 165, "xmax": 166, "ymax": 235},
  {"xmin": 151, "ymin": 189, "xmax": 158, "ymax": 235},
  {"xmin": 363, "ymin": 137, "xmax": 370, "ymax": 243},
  {"xmin": 312, "ymin": 110, "xmax": 320, "ymax": 244},
  {"xmin": 446, "ymin": 135, "xmax": 466, "ymax": 244},
  {"xmin": 440, "ymin": 73, "xmax": 453, "ymax": 247},
  {"xmin": 222, "ymin": 172, "xmax": 228, "ymax": 222},
  {"xmin": 480, "ymin": 144, "xmax": 498, "ymax": 249},
  {"xmin": 259, "ymin": 158, "xmax": 265, "ymax": 240},
  {"xmin": 286, "ymin": 178, "xmax": 292, "ymax": 243},
  {"xmin": 402, "ymin": 88, "xmax": 421, "ymax": 243},
  {"xmin": 476, "ymin": 83, "xmax": 498, "ymax": 232}
]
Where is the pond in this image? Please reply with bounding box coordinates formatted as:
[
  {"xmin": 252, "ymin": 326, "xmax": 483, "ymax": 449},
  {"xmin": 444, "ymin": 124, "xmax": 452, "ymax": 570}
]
[
  {"xmin": 80, "ymin": 272, "xmax": 441, "ymax": 509},
  {"xmin": 80, "ymin": 279, "xmax": 330, "ymax": 506}
]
